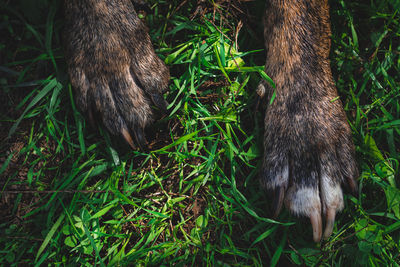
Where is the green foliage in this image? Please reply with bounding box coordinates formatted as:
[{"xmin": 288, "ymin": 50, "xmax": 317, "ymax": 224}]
[{"xmin": 0, "ymin": 0, "xmax": 399, "ymax": 265}]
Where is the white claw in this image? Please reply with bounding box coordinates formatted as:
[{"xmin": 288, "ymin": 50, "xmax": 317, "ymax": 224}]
[{"xmin": 310, "ymin": 211, "xmax": 322, "ymax": 242}]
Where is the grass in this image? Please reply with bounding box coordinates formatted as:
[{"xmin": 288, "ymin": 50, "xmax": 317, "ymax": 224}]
[{"xmin": 0, "ymin": 0, "xmax": 399, "ymax": 265}]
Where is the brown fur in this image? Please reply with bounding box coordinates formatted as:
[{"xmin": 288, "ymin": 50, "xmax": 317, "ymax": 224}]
[
  {"xmin": 63, "ymin": 0, "xmax": 358, "ymax": 242},
  {"xmin": 63, "ymin": 0, "xmax": 169, "ymax": 148},
  {"xmin": 259, "ymin": 0, "xmax": 358, "ymax": 241}
]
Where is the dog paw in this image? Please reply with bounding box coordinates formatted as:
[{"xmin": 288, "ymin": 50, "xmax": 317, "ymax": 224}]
[
  {"xmin": 64, "ymin": 0, "xmax": 169, "ymax": 148},
  {"xmin": 260, "ymin": 84, "xmax": 358, "ymax": 242}
]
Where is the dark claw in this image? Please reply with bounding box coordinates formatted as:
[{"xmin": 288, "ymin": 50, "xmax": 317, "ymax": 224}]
[
  {"xmin": 323, "ymin": 208, "xmax": 336, "ymax": 240},
  {"xmin": 132, "ymin": 127, "xmax": 148, "ymax": 151},
  {"xmin": 272, "ymin": 186, "xmax": 285, "ymax": 219}
]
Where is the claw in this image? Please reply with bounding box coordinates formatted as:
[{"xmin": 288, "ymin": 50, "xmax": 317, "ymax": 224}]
[
  {"xmin": 323, "ymin": 208, "xmax": 336, "ymax": 239},
  {"xmin": 132, "ymin": 127, "xmax": 148, "ymax": 151},
  {"xmin": 121, "ymin": 128, "xmax": 135, "ymax": 149},
  {"xmin": 272, "ymin": 186, "xmax": 285, "ymax": 219},
  {"xmin": 310, "ymin": 211, "xmax": 322, "ymax": 242}
]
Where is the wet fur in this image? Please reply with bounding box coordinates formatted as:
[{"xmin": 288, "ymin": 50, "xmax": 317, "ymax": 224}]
[{"xmin": 64, "ymin": 0, "xmax": 358, "ymax": 242}]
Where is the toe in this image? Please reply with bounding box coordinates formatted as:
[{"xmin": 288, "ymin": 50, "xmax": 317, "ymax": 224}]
[
  {"xmin": 68, "ymin": 67, "xmax": 90, "ymax": 114},
  {"xmin": 111, "ymin": 67, "xmax": 154, "ymax": 126},
  {"xmin": 108, "ymin": 67, "xmax": 154, "ymax": 148},
  {"xmin": 128, "ymin": 68, "xmax": 169, "ymax": 113},
  {"xmin": 91, "ymin": 79, "xmax": 129, "ymax": 137}
]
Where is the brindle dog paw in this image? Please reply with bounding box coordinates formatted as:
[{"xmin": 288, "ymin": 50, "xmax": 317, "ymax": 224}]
[
  {"xmin": 259, "ymin": 88, "xmax": 358, "ymax": 242},
  {"xmin": 64, "ymin": 0, "xmax": 169, "ymax": 148},
  {"xmin": 260, "ymin": 0, "xmax": 358, "ymax": 242}
]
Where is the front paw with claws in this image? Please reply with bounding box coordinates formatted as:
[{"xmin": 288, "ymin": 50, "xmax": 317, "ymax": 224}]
[
  {"xmin": 260, "ymin": 0, "xmax": 358, "ymax": 242},
  {"xmin": 64, "ymin": 0, "xmax": 169, "ymax": 148},
  {"xmin": 259, "ymin": 89, "xmax": 358, "ymax": 241}
]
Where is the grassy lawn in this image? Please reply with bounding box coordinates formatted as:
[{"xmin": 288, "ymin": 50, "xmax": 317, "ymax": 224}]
[{"xmin": 1, "ymin": 0, "xmax": 399, "ymax": 265}]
